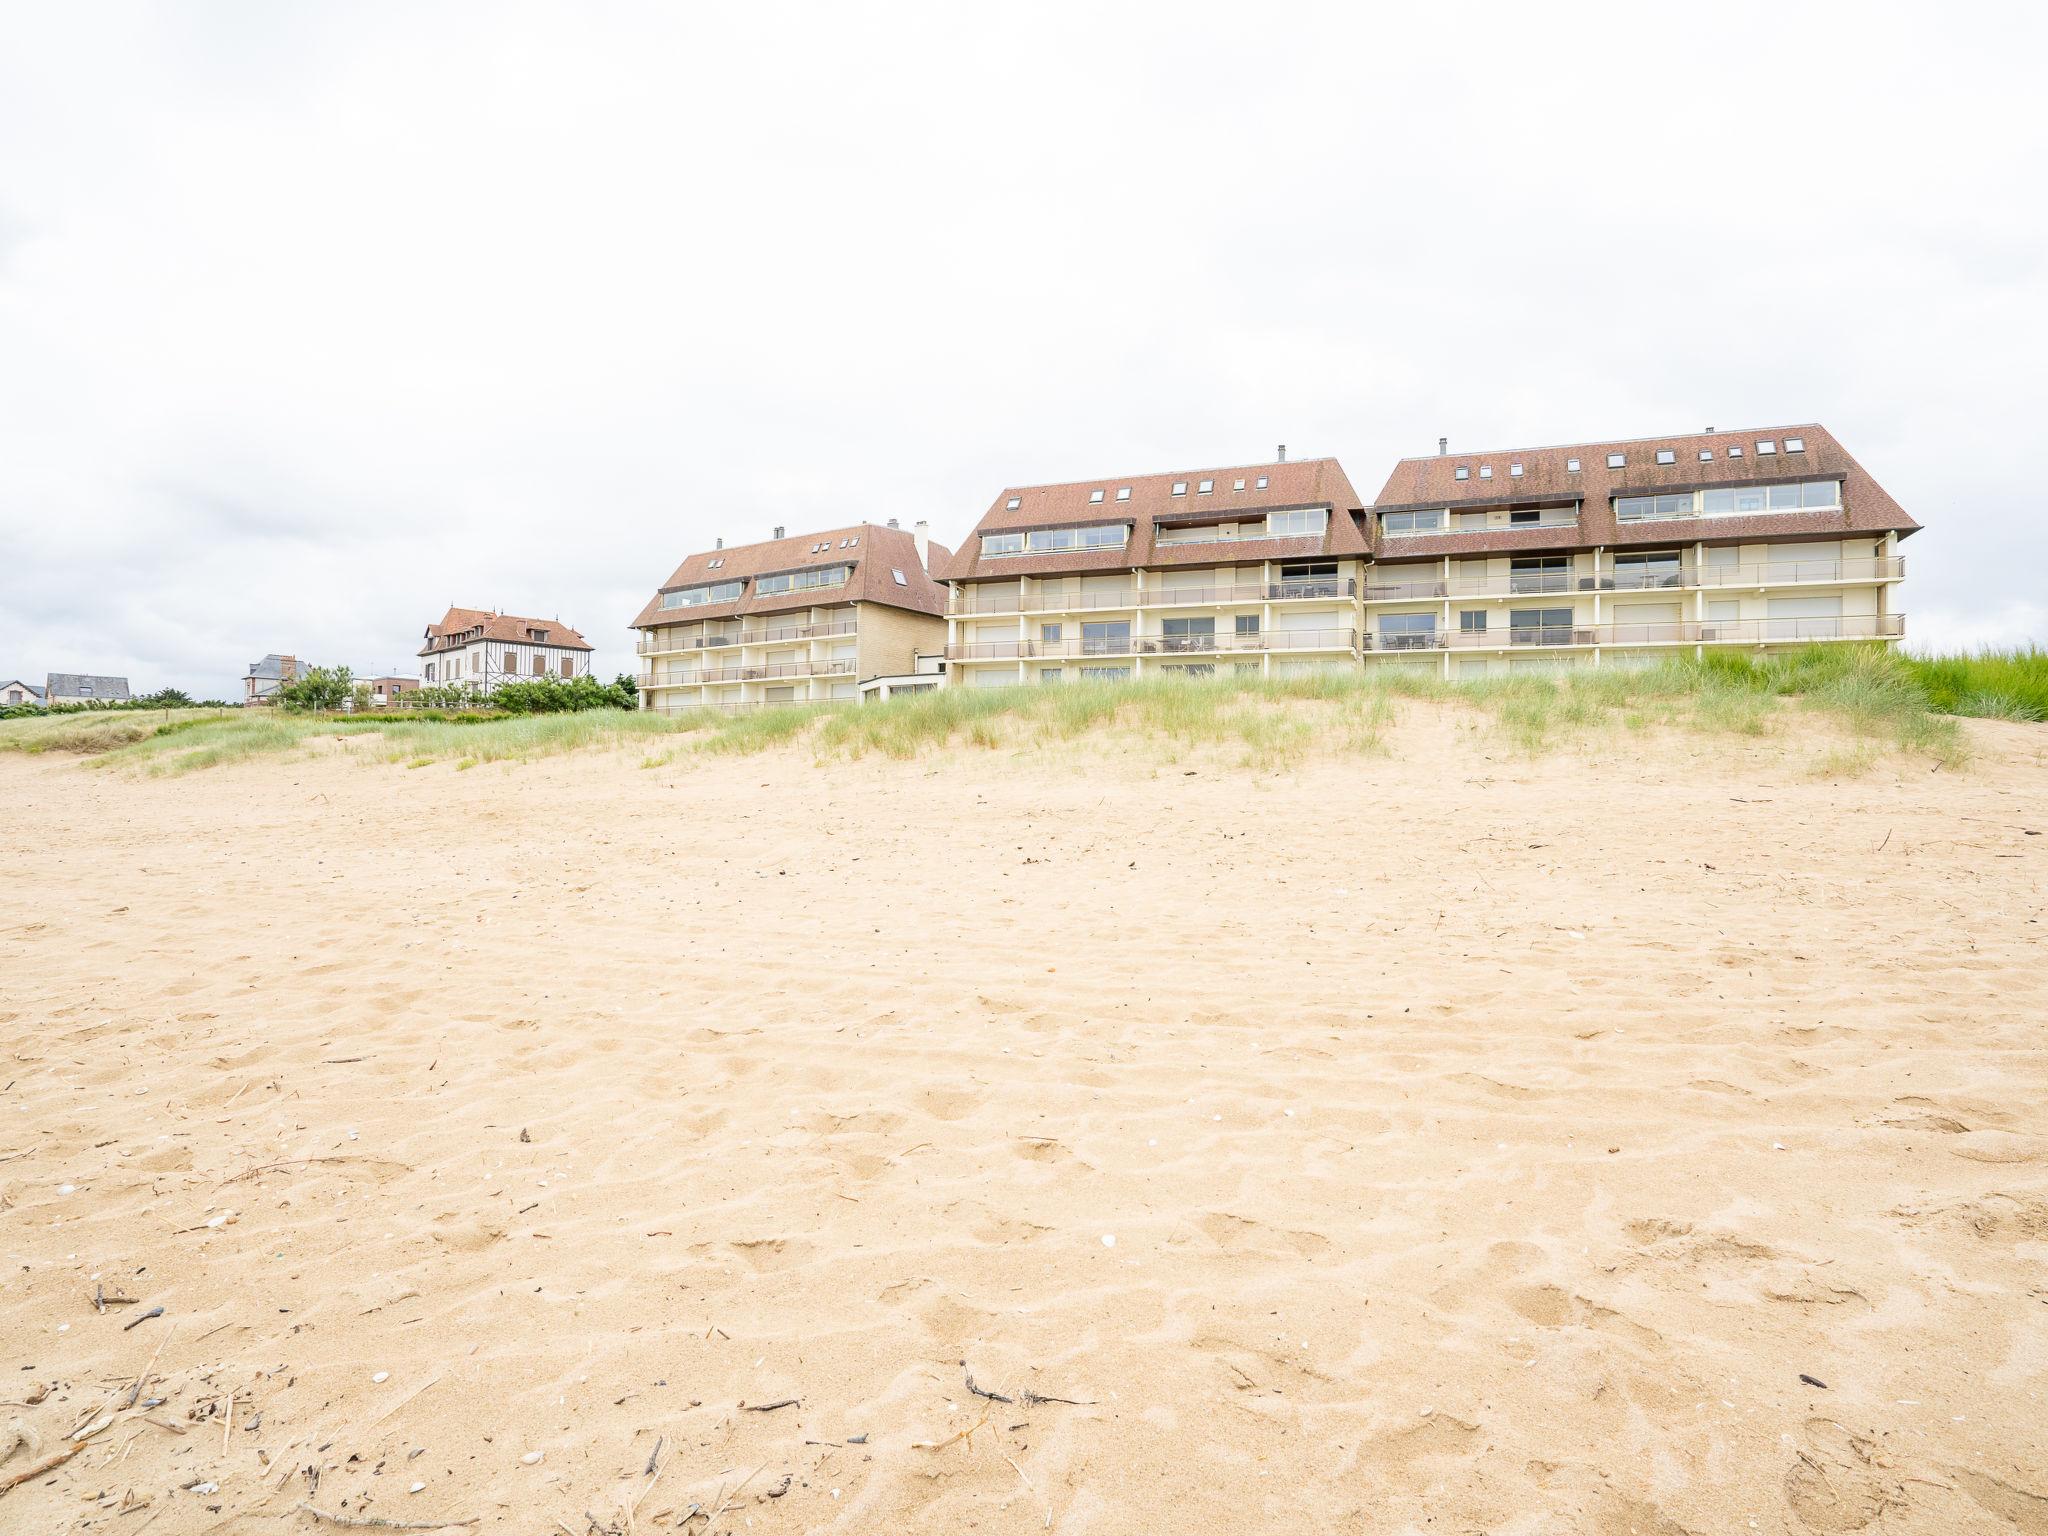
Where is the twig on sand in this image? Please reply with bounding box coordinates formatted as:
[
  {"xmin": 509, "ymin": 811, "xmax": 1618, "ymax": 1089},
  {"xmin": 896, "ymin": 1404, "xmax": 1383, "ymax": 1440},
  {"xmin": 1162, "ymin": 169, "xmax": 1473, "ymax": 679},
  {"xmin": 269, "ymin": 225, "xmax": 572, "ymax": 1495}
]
[
  {"xmin": 126, "ymin": 1327, "xmax": 175, "ymax": 1410},
  {"xmin": 643, "ymin": 1436, "xmax": 664, "ymax": 1476},
  {"xmin": 962, "ymin": 1363, "xmax": 1012, "ymax": 1405},
  {"xmin": 1003, "ymin": 1453, "xmax": 1053, "ymax": 1530},
  {"xmin": 294, "ymin": 1504, "xmax": 478, "ymax": 1530},
  {"xmin": 687, "ymin": 1464, "xmax": 764, "ymax": 1531},
  {"xmin": 122, "ymin": 1306, "xmax": 165, "ymax": 1332},
  {"xmin": 217, "ymin": 1156, "xmax": 409, "ymax": 1187},
  {"xmin": 912, "ymin": 1416, "xmax": 987, "ymax": 1452},
  {"xmin": 743, "ymin": 1399, "xmax": 798, "ymax": 1413},
  {"xmin": 0, "ymin": 1441, "xmax": 87, "ymax": 1495}
]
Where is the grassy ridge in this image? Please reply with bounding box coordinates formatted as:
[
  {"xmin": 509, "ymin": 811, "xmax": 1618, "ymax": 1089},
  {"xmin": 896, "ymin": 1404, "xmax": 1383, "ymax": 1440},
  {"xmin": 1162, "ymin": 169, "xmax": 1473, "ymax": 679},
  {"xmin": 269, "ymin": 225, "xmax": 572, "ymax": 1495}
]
[{"xmin": 2, "ymin": 644, "xmax": 2037, "ymax": 775}]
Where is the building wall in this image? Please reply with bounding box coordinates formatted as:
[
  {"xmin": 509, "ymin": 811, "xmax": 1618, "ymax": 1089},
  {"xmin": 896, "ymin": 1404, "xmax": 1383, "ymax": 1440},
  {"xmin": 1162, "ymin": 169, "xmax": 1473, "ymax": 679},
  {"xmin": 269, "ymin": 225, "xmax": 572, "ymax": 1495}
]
[
  {"xmin": 421, "ymin": 640, "xmax": 589, "ymax": 688},
  {"xmin": 854, "ymin": 602, "xmax": 947, "ymax": 684}
]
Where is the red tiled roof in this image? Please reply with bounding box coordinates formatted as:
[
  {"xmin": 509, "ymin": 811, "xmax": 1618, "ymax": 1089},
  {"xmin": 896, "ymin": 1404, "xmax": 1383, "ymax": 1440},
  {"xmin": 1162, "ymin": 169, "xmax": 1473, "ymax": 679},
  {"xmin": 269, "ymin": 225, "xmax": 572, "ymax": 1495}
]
[
  {"xmin": 628, "ymin": 523, "xmax": 947, "ymax": 630},
  {"xmin": 939, "ymin": 457, "xmax": 1369, "ymax": 581},
  {"xmin": 419, "ymin": 608, "xmax": 593, "ymax": 657},
  {"xmin": 1366, "ymin": 425, "xmax": 1917, "ymax": 557}
]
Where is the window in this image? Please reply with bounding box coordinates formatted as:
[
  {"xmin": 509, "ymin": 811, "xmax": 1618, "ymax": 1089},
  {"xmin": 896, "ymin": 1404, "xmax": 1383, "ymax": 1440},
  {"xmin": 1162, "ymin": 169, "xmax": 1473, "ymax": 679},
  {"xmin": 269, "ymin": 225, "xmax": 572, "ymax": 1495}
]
[
  {"xmin": 561, "ymin": 658, "xmax": 573, "ymax": 679},
  {"xmin": 707, "ymin": 557, "xmax": 724, "ymax": 568},
  {"xmin": 986, "ymin": 523, "xmax": 1129, "ymax": 556},
  {"xmin": 1040, "ymin": 668, "xmax": 1063, "ymax": 683},
  {"xmin": 1040, "ymin": 623, "xmax": 1063, "ymax": 643},
  {"xmin": 1566, "ymin": 458, "xmax": 1581, "ymax": 472},
  {"xmin": 1785, "ymin": 437, "xmax": 1805, "ymax": 452},
  {"xmin": 1460, "ymin": 610, "xmax": 1488, "ymax": 633},
  {"xmin": 424, "ymin": 662, "xmax": 436, "ymax": 682},
  {"xmin": 1081, "ymin": 620, "xmax": 1131, "ymax": 655},
  {"xmin": 663, "ymin": 580, "xmax": 743, "ymax": 608},
  {"xmin": 1266, "ymin": 507, "xmax": 1327, "ymax": 537},
  {"xmin": 891, "ymin": 568, "xmax": 908, "ymax": 586},
  {"xmin": 981, "ymin": 531, "xmax": 1024, "ymax": 557},
  {"xmin": 1089, "ymin": 490, "xmax": 1105, "ymax": 503},
  {"xmin": 1160, "ymin": 616, "xmax": 1216, "ymax": 651},
  {"xmin": 1080, "ymin": 666, "xmax": 1130, "ymax": 681},
  {"xmin": 1613, "ymin": 550, "xmax": 1685, "ymax": 588},
  {"xmin": 1479, "ymin": 465, "xmax": 1493, "ymax": 479},
  {"xmin": 533, "ymin": 654, "xmax": 548, "ymax": 675},
  {"xmin": 1509, "ymin": 556, "xmax": 1570, "ymax": 593},
  {"xmin": 1454, "ymin": 467, "xmax": 1469, "ymax": 480},
  {"xmin": 1656, "ymin": 450, "xmax": 1676, "ymax": 465},
  {"xmin": 1508, "ymin": 607, "xmax": 1575, "ymax": 644},
  {"xmin": 1233, "ymin": 479, "xmax": 1246, "ymax": 491},
  {"xmin": 1382, "ymin": 509, "xmax": 1448, "ymax": 535},
  {"xmin": 1171, "ymin": 482, "xmax": 1187, "ymax": 496},
  {"xmin": 1006, "ymin": 497, "xmax": 1021, "ymax": 510},
  {"xmin": 1235, "ymin": 614, "xmax": 1260, "ymax": 636},
  {"xmin": 1607, "ymin": 453, "xmax": 1625, "ymax": 469},
  {"xmin": 1728, "ymin": 445, "xmax": 1744, "ymax": 457},
  {"xmin": 1698, "ymin": 450, "xmax": 1713, "ymax": 462},
  {"xmin": 1615, "ymin": 493, "xmax": 1696, "ymax": 522},
  {"xmin": 1757, "ymin": 440, "xmax": 1777, "ymax": 455},
  {"xmin": 756, "ymin": 564, "xmax": 851, "ymax": 595},
  {"xmin": 1255, "ymin": 476, "xmax": 1269, "ymax": 489},
  {"xmin": 847, "ymin": 536, "xmax": 858, "ymax": 546},
  {"xmin": 1197, "ymin": 479, "xmax": 1214, "ymax": 493},
  {"xmin": 1116, "ymin": 487, "xmax": 1131, "ymax": 500},
  {"xmin": 503, "ymin": 651, "xmax": 516, "ymax": 671},
  {"xmin": 1509, "ymin": 463, "xmax": 1523, "ymax": 477},
  {"xmin": 1378, "ymin": 612, "xmax": 1437, "ymax": 650}
]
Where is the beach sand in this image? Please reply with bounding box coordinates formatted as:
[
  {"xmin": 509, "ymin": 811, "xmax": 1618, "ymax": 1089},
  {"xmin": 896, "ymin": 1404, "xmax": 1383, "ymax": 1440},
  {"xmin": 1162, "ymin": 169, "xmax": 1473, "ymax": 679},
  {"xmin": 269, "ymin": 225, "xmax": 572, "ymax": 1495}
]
[{"xmin": 3, "ymin": 706, "xmax": 2045, "ymax": 1533}]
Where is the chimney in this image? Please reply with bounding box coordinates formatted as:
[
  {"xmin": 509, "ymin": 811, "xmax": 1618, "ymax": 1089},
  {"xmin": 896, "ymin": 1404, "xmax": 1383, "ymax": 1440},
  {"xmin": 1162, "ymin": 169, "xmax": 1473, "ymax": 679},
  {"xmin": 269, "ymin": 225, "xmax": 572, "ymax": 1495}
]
[
  {"xmin": 887, "ymin": 517, "xmax": 899, "ymax": 529},
  {"xmin": 773, "ymin": 525, "xmax": 785, "ymax": 540},
  {"xmin": 1276, "ymin": 444, "xmax": 1287, "ymax": 462},
  {"xmin": 714, "ymin": 536, "xmax": 723, "ymax": 550},
  {"xmin": 913, "ymin": 519, "xmax": 931, "ymax": 570},
  {"xmin": 1438, "ymin": 437, "xmax": 1448, "ymax": 456}
]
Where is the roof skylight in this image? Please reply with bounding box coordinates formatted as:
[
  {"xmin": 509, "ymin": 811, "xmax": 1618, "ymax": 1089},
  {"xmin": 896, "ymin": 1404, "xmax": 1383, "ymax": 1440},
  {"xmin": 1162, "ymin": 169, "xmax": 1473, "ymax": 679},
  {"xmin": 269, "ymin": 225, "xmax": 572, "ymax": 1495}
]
[
  {"xmin": 1607, "ymin": 453, "xmax": 1625, "ymax": 469},
  {"xmin": 1785, "ymin": 436, "xmax": 1806, "ymax": 452},
  {"xmin": 1089, "ymin": 490, "xmax": 1105, "ymax": 503},
  {"xmin": 1006, "ymin": 497, "xmax": 1021, "ymax": 509},
  {"xmin": 1656, "ymin": 450, "xmax": 1676, "ymax": 465}
]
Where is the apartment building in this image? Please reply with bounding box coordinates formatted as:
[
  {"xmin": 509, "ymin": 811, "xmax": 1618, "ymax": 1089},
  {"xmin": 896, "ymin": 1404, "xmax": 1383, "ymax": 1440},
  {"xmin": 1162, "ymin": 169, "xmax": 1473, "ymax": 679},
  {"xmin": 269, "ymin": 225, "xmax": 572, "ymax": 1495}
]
[
  {"xmin": 629, "ymin": 521, "xmax": 949, "ymax": 712},
  {"xmin": 418, "ymin": 608, "xmax": 593, "ymax": 691},
  {"xmin": 1360, "ymin": 426, "xmax": 1914, "ymax": 676},
  {"xmin": 939, "ymin": 456, "xmax": 1370, "ymax": 687}
]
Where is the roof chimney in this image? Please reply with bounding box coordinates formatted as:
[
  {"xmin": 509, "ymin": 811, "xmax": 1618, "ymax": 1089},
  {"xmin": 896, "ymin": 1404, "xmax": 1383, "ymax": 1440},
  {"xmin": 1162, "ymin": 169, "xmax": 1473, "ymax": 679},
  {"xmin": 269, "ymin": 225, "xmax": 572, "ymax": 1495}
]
[
  {"xmin": 1438, "ymin": 437, "xmax": 1448, "ymax": 456},
  {"xmin": 1276, "ymin": 444, "xmax": 1287, "ymax": 462},
  {"xmin": 913, "ymin": 519, "xmax": 931, "ymax": 570},
  {"xmin": 714, "ymin": 536, "xmax": 723, "ymax": 550},
  {"xmin": 887, "ymin": 517, "xmax": 899, "ymax": 529},
  {"xmin": 773, "ymin": 525, "xmax": 785, "ymax": 540}
]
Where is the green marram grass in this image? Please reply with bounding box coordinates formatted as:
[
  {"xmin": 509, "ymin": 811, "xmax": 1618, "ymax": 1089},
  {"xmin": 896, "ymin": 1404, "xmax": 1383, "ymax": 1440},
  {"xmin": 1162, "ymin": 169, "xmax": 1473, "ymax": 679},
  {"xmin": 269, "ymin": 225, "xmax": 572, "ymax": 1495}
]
[{"xmin": 1, "ymin": 644, "xmax": 2034, "ymax": 775}]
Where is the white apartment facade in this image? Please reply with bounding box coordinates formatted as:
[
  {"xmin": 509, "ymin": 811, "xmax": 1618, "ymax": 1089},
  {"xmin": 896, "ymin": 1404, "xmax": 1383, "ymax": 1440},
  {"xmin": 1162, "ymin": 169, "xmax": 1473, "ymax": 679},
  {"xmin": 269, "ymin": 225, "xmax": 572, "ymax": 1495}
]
[{"xmin": 418, "ymin": 608, "xmax": 594, "ymax": 691}]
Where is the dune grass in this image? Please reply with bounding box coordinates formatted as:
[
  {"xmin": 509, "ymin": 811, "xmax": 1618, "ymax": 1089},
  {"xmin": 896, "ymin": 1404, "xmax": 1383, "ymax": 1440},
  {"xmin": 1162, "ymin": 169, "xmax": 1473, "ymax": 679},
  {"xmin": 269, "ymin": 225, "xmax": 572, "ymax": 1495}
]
[
  {"xmin": 1905, "ymin": 646, "xmax": 2048, "ymax": 723},
  {"xmin": 0, "ymin": 643, "xmax": 2009, "ymax": 777}
]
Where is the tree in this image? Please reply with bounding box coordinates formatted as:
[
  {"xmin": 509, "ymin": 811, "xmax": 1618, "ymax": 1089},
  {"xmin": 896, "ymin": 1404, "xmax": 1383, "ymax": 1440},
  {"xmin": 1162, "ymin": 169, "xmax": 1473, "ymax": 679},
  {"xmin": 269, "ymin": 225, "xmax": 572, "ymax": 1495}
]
[
  {"xmin": 278, "ymin": 665, "xmax": 353, "ymax": 712},
  {"xmin": 134, "ymin": 687, "xmax": 195, "ymax": 708},
  {"xmin": 350, "ymin": 682, "xmax": 374, "ymax": 713}
]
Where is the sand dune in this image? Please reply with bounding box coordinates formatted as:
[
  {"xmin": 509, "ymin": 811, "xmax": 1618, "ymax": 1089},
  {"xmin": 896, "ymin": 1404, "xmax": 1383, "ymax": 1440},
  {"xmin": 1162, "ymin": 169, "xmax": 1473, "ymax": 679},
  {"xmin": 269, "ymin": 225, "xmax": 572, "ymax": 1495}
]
[{"xmin": 3, "ymin": 706, "xmax": 2046, "ymax": 1534}]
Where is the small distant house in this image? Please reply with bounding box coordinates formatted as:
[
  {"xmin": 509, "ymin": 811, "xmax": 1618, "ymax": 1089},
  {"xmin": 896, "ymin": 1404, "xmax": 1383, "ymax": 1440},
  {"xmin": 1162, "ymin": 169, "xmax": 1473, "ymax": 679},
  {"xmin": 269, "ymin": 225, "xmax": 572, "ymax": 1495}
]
[
  {"xmin": 366, "ymin": 676, "xmax": 418, "ymax": 707},
  {"xmin": 418, "ymin": 608, "xmax": 593, "ymax": 692},
  {"xmin": 45, "ymin": 674, "xmax": 131, "ymax": 707},
  {"xmin": 1, "ymin": 679, "xmax": 43, "ymax": 707},
  {"xmin": 245, "ymin": 653, "xmax": 301, "ymax": 706}
]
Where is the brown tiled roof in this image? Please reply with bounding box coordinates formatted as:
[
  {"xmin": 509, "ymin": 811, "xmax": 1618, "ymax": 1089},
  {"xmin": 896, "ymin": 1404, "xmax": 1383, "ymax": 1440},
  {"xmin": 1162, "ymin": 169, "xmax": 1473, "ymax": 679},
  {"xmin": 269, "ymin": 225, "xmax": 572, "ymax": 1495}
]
[
  {"xmin": 938, "ymin": 457, "xmax": 1369, "ymax": 582},
  {"xmin": 1366, "ymin": 425, "xmax": 1917, "ymax": 558},
  {"xmin": 419, "ymin": 608, "xmax": 593, "ymax": 657},
  {"xmin": 628, "ymin": 523, "xmax": 948, "ymax": 631}
]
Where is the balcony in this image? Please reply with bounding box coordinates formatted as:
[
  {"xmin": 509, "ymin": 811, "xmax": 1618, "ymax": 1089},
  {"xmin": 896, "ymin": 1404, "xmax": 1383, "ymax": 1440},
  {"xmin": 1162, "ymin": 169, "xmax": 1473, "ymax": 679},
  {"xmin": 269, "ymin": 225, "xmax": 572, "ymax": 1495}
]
[
  {"xmin": 1362, "ymin": 614, "xmax": 1906, "ymax": 654},
  {"xmin": 949, "ymin": 579, "xmax": 1354, "ymax": 617},
  {"xmin": 947, "ymin": 629, "xmax": 1356, "ymax": 662},
  {"xmin": 638, "ymin": 617, "xmax": 859, "ymax": 655},
  {"xmin": 1380, "ymin": 511, "xmax": 1581, "ymax": 540},
  {"xmin": 1363, "ymin": 555, "xmax": 1904, "ymax": 604}
]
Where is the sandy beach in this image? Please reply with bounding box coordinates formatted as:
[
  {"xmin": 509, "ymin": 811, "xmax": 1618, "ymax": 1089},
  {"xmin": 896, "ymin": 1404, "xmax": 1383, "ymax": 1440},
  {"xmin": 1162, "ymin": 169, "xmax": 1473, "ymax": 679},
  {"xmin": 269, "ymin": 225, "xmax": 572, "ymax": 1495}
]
[{"xmin": 3, "ymin": 706, "xmax": 2045, "ymax": 1534}]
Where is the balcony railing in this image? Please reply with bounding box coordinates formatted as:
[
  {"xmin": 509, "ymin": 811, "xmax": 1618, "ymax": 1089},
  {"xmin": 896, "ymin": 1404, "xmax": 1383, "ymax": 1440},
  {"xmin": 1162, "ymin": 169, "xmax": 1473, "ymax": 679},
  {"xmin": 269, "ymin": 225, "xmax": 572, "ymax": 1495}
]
[
  {"xmin": 1362, "ymin": 555, "xmax": 1905, "ymax": 604},
  {"xmin": 641, "ymin": 657, "xmax": 854, "ymax": 687},
  {"xmin": 638, "ymin": 617, "xmax": 858, "ymax": 654},
  {"xmin": 1382, "ymin": 512, "xmax": 1581, "ymax": 539},
  {"xmin": 948, "ymin": 579, "xmax": 1354, "ymax": 616},
  {"xmin": 1365, "ymin": 614, "xmax": 1906, "ymax": 653},
  {"xmin": 947, "ymin": 629, "xmax": 1356, "ymax": 661}
]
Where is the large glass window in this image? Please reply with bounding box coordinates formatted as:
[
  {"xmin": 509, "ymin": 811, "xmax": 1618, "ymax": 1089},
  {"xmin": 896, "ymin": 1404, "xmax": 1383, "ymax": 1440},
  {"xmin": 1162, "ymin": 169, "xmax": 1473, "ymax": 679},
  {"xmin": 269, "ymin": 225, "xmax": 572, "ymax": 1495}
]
[
  {"xmin": 1273, "ymin": 561, "xmax": 1340, "ymax": 600},
  {"xmin": 1622, "ymin": 481, "xmax": 1839, "ymax": 522},
  {"xmin": 1378, "ymin": 612, "xmax": 1437, "ymax": 651},
  {"xmin": 1081, "ymin": 621, "xmax": 1132, "ymax": 655},
  {"xmin": 662, "ymin": 580, "xmax": 743, "ymax": 609},
  {"xmin": 1382, "ymin": 509, "xmax": 1447, "ymax": 535},
  {"xmin": 1265, "ymin": 507, "xmax": 1327, "ymax": 537},
  {"xmin": 1613, "ymin": 551, "xmax": 1685, "ymax": 589},
  {"xmin": 1160, "ymin": 616, "xmax": 1216, "ymax": 653},
  {"xmin": 755, "ymin": 564, "xmax": 850, "ymax": 596},
  {"xmin": 1509, "ymin": 556, "xmax": 1571, "ymax": 594},
  {"xmin": 981, "ymin": 531, "xmax": 1025, "ymax": 556},
  {"xmin": 1508, "ymin": 608, "xmax": 1575, "ymax": 644}
]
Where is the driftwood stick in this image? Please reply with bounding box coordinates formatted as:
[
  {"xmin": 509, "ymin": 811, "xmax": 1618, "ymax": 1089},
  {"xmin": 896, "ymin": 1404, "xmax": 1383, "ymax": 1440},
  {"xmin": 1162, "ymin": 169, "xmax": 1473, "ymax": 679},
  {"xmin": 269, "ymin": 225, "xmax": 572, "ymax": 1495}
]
[
  {"xmin": 0, "ymin": 1440, "xmax": 87, "ymax": 1495},
  {"xmin": 126, "ymin": 1327, "xmax": 174, "ymax": 1410},
  {"xmin": 294, "ymin": 1503, "xmax": 479, "ymax": 1530}
]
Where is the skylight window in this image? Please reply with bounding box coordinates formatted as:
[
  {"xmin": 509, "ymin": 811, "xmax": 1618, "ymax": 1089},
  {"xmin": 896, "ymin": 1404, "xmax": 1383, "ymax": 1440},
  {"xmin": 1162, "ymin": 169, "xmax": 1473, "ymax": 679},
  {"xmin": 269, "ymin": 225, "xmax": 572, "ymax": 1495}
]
[
  {"xmin": 1656, "ymin": 450, "xmax": 1676, "ymax": 465},
  {"xmin": 1006, "ymin": 497, "xmax": 1021, "ymax": 510},
  {"xmin": 1785, "ymin": 437, "xmax": 1806, "ymax": 452},
  {"xmin": 1115, "ymin": 487, "xmax": 1131, "ymax": 501},
  {"xmin": 847, "ymin": 536, "xmax": 857, "ymax": 546},
  {"xmin": 1198, "ymin": 479, "xmax": 1214, "ymax": 493},
  {"xmin": 1089, "ymin": 489, "xmax": 1105, "ymax": 503},
  {"xmin": 1233, "ymin": 479, "xmax": 1246, "ymax": 491},
  {"xmin": 1171, "ymin": 482, "xmax": 1187, "ymax": 496},
  {"xmin": 1509, "ymin": 463, "xmax": 1523, "ymax": 477},
  {"xmin": 1728, "ymin": 446, "xmax": 1744, "ymax": 457},
  {"xmin": 1254, "ymin": 476, "xmax": 1269, "ymax": 489},
  {"xmin": 1566, "ymin": 458, "xmax": 1581, "ymax": 473},
  {"xmin": 1607, "ymin": 453, "xmax": 1626, "ymax": 469},
  {"xmin": 1698, "ymin": 449, "xmax": 1713, "ymax": 461},
  {"xmin": 1757, "ymin": 440, "xmax": 1777, "ymax": 455},
  {"xmin": 708, "ymin": 558, "xmax": 724, "ymax": 569},
  {"xmin": 1478, "ymin": 465, "xmax": 1493, "ymax": 479},
  {"xmin": 891, "ymin": 568, "xmax": 908, "ymax": 586},
  {"xmin": 1454, "ymin": 467, "xmax": 1469, "ymax": 480}
]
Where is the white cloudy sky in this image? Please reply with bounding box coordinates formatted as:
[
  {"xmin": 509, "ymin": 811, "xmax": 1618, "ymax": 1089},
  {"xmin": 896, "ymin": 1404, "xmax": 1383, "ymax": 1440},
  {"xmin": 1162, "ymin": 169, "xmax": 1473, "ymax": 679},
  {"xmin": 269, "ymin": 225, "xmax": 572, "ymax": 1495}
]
[{"xmin": 2, "ymin": 1, "xmax": 2043, "ymax": 696}]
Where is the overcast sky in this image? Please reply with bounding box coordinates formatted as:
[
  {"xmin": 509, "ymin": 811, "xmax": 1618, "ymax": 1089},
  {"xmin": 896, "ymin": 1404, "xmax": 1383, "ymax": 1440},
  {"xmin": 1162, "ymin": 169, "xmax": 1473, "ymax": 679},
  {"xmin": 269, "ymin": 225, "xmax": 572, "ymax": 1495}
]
[{"xmin": 2, "ymin": 2, "xmax": 2043, "ymax": 696}]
